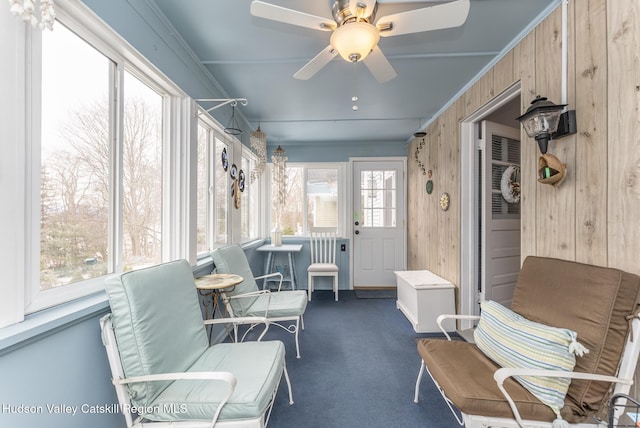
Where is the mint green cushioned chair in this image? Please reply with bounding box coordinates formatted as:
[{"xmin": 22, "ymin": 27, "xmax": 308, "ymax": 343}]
[
  {"xmin": 212, "ymin": 244, "xmax": 308, "ymax": 358},
  {"xmin": 101, "ymin": 259, "xmax": 293, "ymax": 427}
]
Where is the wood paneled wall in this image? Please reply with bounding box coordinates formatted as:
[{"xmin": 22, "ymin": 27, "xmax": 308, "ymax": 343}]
[{"xmin": 407, "ymin": 0, "xmax": 640, "ymax": 287}]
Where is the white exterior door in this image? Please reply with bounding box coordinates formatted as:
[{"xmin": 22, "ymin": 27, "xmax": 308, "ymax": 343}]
[
  {"xmin": 352, "ymin": 159, "xmax": 406, "ymax": 287},
  {"xmin": 480, "ymin": 121, "xmax": 521, "ymax": 307}
]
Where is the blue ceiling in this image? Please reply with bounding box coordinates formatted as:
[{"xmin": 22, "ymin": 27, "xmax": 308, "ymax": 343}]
[{"xmin": 150, "ymin": 0, "xmax": 558, "ymax": 146}]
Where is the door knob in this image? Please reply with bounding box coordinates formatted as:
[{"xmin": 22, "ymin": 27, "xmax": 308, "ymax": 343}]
[
  {"xmin": 355, "ymin": 230, "xmax": 360, "ymax": 235},
  {"xmin": 354, "ymin": 221, "xmax": 359, "ymax": 226}
]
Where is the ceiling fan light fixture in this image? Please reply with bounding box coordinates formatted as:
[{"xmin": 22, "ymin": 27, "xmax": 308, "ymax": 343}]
[{"xmin": 330, "ymin": 21, "xmax": 379, "ymax": 62}]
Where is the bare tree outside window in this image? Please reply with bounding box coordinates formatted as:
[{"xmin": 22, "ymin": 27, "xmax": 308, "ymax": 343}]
[
  {"xmin": 40, "ymin": 25, "xmax": 164, "ymax": 289},
  {"xmin": 40, "ymin": 23, "xmax": 110, "ymax": 290}
]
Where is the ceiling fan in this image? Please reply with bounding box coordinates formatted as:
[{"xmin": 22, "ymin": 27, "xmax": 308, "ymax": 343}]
[{"xmin": 250, "ymin": 0, "xmax": 470, "ymax": 83}]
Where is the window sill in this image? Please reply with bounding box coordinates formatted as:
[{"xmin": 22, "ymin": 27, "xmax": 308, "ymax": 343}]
[{"xmin": 0, "ymin": 292, "xmax": 109, "ymax": 356}]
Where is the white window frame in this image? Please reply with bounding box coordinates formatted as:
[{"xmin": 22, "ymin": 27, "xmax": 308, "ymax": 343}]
[
  {"xmin": 23, "ymin": 1, "xmax": 192, "ymax": 314},
  {"xmin": 195, "ymin": 110, "xmax": 232, "ymax": 256},
  {"xmin": 240, "ymin": 147, "xmax": 260, "ymax": 242},
  {"xmin": 269, "ymin": 162, "xmax": 346, "ymax": 237}
]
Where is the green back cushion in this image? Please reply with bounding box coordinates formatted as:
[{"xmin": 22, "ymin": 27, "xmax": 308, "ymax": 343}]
[
  {"xmin": 104, "ymin": 260, "xmax": 208, "ymax": 406},
  {"xmin": 474, "ymin": 300, "xmax": 586, "ymax": 417},
  {"xmin": 211, "ymin": 245, "xmax": 260, "ymax": 314}
]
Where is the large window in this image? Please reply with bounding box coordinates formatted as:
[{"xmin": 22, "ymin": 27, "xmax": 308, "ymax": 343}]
[
  {"xmin": 27, "ymin": 11, "xmax": 191, "ymax": 313},
  {"xmin": 196, "ymin": 113, "xmax": 262, "ymax": 254},
  {"xmin": 122, "ymin": 71, "xmax": 164, "ymax": 270},
  {"xmin": 271, "ymin": 164, "xmax": 342, "ymax": 236},
  {"xmin": 40, "ymin": 22, "xmax": 112, "ymax": 290},
  {"xmin": 196, "ymin": 116, "xmax": 231, "ymax": 254}
]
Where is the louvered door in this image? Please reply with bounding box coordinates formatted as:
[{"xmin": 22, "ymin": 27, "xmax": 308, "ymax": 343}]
[{"xmin": 480, "ymin": 121, "xmax": 521, "ymax": 307}]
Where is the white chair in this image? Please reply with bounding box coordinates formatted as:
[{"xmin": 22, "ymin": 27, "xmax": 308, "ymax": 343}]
[{"xmin": 307, "ymin": 227, "xmax": 339, "ymax": 302}]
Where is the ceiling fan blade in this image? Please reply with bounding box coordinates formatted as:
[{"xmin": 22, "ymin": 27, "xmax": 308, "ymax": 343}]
[
  {"xmin": 376, "ymin": 0, "xmax": 470, "ymax": 37},
  {"xmin": 349, "ymin": 0, "xmax": 377, "ymax": 19},
  {"xmin": 250, "ymin": 1, "xmax": 336, "ymax": 31},
  {"xmin": 362, "ymin": 46, "xmax": 397, "ymax": 83},
  {"xmin": 294, "ymin": 46, "xmax": 339, "ymax": 80}
]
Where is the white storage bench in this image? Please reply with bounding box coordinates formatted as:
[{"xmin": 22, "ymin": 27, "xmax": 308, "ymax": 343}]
[{"xmin": 395, "ymin": 270, "xmax": 456, "ymax": 333}]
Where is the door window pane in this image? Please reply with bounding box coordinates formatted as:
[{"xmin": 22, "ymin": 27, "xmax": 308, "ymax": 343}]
[
  {"xmin": 40, "ymin": 23, "xmax": 111, "ymax": 289},
  {"xmin": 360, "ymin": 170, "xmax": 396, "ymax": 227}
]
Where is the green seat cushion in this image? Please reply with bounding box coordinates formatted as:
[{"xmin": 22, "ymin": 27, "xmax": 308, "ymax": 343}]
[
  {"xmin": 104, "ymin": 260, "xmax": 208, "ymax": 407},
  {"xmin": 245, "ymin": 290, "xmax": 308, "ymax": 318},
  {"xmin": 211, "ymin": 245, "xmax": 260, "ymax": 314},
  {"xmin": 145, "ymin": 341, "xmax": 285, "ymax": 422}
]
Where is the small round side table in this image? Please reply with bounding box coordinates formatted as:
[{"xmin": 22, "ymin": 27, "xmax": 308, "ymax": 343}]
[{"xmin": 196, "ymin": 273, "xmax": 243, "ymax": 342}]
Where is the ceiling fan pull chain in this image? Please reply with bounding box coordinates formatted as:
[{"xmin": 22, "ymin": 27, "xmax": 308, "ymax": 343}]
[{"xmin": 352, "ymin": 60, "xmax": 359, "ymax": 111}]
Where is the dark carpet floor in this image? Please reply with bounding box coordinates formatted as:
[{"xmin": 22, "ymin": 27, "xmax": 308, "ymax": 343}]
[{"xmin": 236, "ymin": 290, "xmax": 461, "ymax": 428}]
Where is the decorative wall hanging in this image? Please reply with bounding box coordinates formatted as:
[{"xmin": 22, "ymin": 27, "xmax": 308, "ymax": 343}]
[
  {"xmin": 233, "ymin": 180, "xmax": 240, "ymax": 209},
  {"xmin": 249, "ymin": 125, "xmax": 267, "ymax": 183},
  {"xmin": 238, "ymin": 170, "xmax": 246, "ymax": 192},
  {"xmin": 271, "ymin": 145, "xmax": 288, "ymax": 245},
  {"xmin": 425, "ymin": 169, "xmax": 433, "ymax": 194},
  {"xmin": 500, "ymin": 165, "xmax": 521, "ymax": 203},
  {"xmin": 8, "ymin": 0, "xmax": 55, "ymax": 30},
  {"xmin": 413, "ymin": 131, "xmax": 427, "ymax": 176},
  {"xmin": 221, "ymin": 147, "xmax": 228, "ymax": 171},
  {"xmin": 537, "ymin": 153, "xmax": 567, "ymax": 187},
  {"xmin": 440, "ymin": 193, "xmax": 450, "ymax": 211}
]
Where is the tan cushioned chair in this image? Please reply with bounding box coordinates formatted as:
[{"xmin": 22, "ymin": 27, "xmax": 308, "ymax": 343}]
[{"xmin": 417, "ymin": 256, "xmax": 640, "ymax": 424}]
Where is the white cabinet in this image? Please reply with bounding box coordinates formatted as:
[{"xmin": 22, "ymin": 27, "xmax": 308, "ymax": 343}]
[{"xmin": 395, "ymin": 270, "xmax": 456, "ymax": 333}]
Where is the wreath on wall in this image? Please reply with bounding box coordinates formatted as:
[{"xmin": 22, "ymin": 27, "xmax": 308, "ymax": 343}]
[{"xmin": 500, "ymin": 165, "xmax": 521, "ymax": 204}]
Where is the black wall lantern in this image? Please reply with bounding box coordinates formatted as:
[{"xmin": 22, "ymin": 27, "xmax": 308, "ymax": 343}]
[{"xmin": 516, "ymin": 95, "xmax": 577, "ymax": 154}]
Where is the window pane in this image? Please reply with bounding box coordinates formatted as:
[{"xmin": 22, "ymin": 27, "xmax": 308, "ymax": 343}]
[
  {"xmin": 40, "ymin": 23, "xmax": 111, "ymax": 290},
  {"xmin": 272, "ymin": 166, "xmax": 303, "ymax": 235},
  {"xmin": 122, "ymin": 71, "xmax": 163, "ymax": 270},
  {"xmin": 241, "ymin": 156, "xmax": 250, "ymax": 240},
  {"xmin": 196, "ymin": 124, "xmax": 208, "ymax": 253},
  {"xmin": 239, "ymin": 154, "xmax": 260, "ymax": 241},
  {"xmin": 307, "ymin": 168, "xmax": 337, "ymax": 228},
  {"xmin": 214, "ymin": 137, "xmax": 228, "ymax": 244}
]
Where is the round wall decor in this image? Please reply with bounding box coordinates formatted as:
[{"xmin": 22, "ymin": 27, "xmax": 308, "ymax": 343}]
[
  {"xmin": 221, "ymin": 147, "xmax": 228, "ymax": 171},
  {"xmin": 440, "ymin": 192, "xmax": 450, "ymax": 211},
  {"xmin": 500, "ymin": 165, "xmax": 521, "ymax": 203}
]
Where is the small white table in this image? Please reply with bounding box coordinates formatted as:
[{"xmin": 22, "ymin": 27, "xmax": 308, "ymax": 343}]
[{"xmin": 256, "ymin": 244, "xmax": 303, "ymax": 290}]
